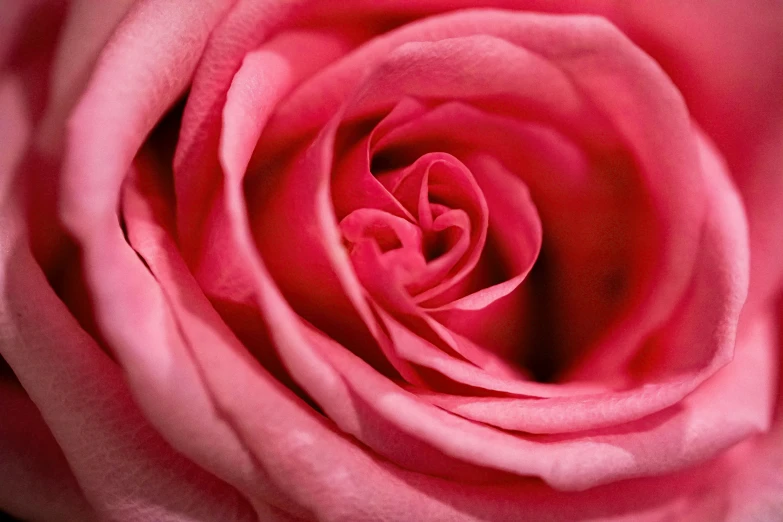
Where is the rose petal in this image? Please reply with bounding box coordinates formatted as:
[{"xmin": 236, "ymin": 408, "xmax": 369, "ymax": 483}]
[
  {"xmin": 0, "ymin": 381, "xmax": 95, "ymax": 522},
  {"xmin": 258, "ymin": 12, "xmax": 704, "ymax": 382},
  {"xmin": 309, "ymin": 0, "xmax": 783, "ymax": 310},
  {"xmin": 174, "ymin": 2, "xmax": 354, "ymax": 262},
  {"xmin": 59, "ymin": 0, "xmax": 231, "ymax": 236},
  {"xmin": 1, "ymin": 196, "xmax": 257, "ymax": 521},
  {"xmin": 244, "ymin": 11, "xmax": 748, "ymax": 439},
  {"xmin": 711, "ymin": 298, "xmax": 783, "ymax": 521},
  {"xmin": 428, "ymin": 152, "xmax": 541, "ymax": 312},
  {"xmin": 414, "ymin": 128, "xmax": 748, "ymax": 434},
  {"xmin": 0, "ymin": 77, "xmax": 30, "ymax": 200},
  {"xmin": 331, "ymin": 96, "xmax": 427, "ymax": 222},
  {"xmin": 177, "ymin": 111, "xmax": 760, "ymax": 493},
  {"xmin": 36, "ymin": 0, "xmax": 136, "ymax": 154},
  {"xmin": 122, "ymin": 134, "xmax": 774, "ymax": 522},
  {"xmin": 292, "ymin": 294, "xmax": 772, "ymax": 490}
]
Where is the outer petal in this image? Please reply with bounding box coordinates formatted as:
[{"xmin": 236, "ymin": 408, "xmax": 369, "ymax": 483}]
[
  {"xmin": 173, "ymin": 0, "xmax": 352, "ymax": 264},
  {"xmin": 715, "ymin": 298, "xmax": 783, "ymax": 521},
  {"xmin": 59, "ymin": 0, "xmax": 233, "ymax": 234},
  {"xmin": 595, "ymin": 0, "xmax": 783, "ymax": 310},
  {"xmin": 1, "ymin": 184, "xmax": 256, "ymax": 520},
  {"xmin": 36, "ymin": 0, "xmax": 137, "ymax": 153},
  {"xmin": 0, "ymin": 381, "xmax": 95, "ymax": 522}
]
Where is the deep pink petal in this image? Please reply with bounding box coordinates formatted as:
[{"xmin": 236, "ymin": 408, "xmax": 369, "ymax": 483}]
[
  {"xmin": 124, "ymin": 126, "xmax": 774, "ymax": 522},
  {"xmin": 305, "ymin": 0, "xmax": 783, "ymax": 310},
  {"xmin": 174, "ymin": 0, "xmax": 351, "ymax": 260},
  {"xmin": 260, "ymin": 12, "xmax": 705, "ymax": 381},
  {"xmin": 331, "ymin": 96, "xmax": 429, "ymax": 222},
  {"xmin": 0, "ymin": 77, "xmax": 30, "ymax": 197},
  {"xmin": 0, "ymin": 381, "xmax": 96, "ymax": 522},
  {"xmin": 416, "ymin": 131, "xmax": 746, "ymax": 434},
  {"xmin": 426, "ymin": 153, "xmax": 541, "ymax": 353}
]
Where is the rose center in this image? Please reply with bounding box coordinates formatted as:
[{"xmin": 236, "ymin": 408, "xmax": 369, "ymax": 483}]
[{"xmin": 340, "ymin": 154, "xmax": 481, "ymax": 299}]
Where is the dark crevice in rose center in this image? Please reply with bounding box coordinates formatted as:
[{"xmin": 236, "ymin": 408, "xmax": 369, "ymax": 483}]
[
  {"xmin": 423, "ymin": 228, "xmax": 451, "ymax": 262},
  {"xmin": 370, "ymin": 149, "xmax": 407, "ymax": 174},
  {"xmin": 0, "ymin": 356, "xmax": 18, "ymax": 382},
  {"xmin": 521, "ymin": 246, "xmax": 562, "ymax": 383}
]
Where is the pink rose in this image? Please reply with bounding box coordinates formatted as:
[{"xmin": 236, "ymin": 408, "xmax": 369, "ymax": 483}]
[{"xmin": 1, "ymin": 1, "xmax": 781, "ymax": 521}]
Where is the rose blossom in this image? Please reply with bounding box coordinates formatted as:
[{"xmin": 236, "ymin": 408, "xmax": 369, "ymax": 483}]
[{"xmin": 1, "ymin": 1, "xmax": 781, "ymax": 521}]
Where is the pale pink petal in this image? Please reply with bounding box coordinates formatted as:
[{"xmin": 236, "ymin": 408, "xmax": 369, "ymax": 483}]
[
  {"xmin": 1, "ymin": 200, "xmax": 256, "ymax": 521},
  {"xmin": 59, "ymin": 0, "xmax": 232, "ymax": 235},
  {"xmin": 712, "ymin": 298, "xmax": 783, "ymax": 521},
  {"xmin": 36, "ymin": 0, "xmax": 136, "ymax": 153},
  {"xmin": 120, "ymin": 160, "xmax": 324, "ymax": 520}
]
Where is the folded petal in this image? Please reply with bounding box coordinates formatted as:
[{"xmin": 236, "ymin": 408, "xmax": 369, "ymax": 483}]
[
  {"xmin": 0, "ymin": 381, "xmax": 96, "ymax": 522},
  {"xmin": 1, "ymin": 194, "xmax": 256, "ymax": 521},
  {"xmin": 123, "ymin": 115, "xmax": 774, "ymax": 521},
  {"xmin": 60, "ymin": 0, "xmax": 232, "ymax": 235}
]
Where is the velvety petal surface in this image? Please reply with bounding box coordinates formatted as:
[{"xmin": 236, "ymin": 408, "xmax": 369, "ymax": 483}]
[{"xmin": 3, "ymin": 2, "xmax": 777, "ymax": 522}]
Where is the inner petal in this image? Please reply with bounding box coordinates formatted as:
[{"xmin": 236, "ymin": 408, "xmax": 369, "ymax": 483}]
[
  {"xmin": 379, "ymin": 153, "xmax": 488, "ymax": 299},
  {"xmin": 367, "ymin": 100, "xmax": 659, "ymax": 382},
  {"xmin": 340, "ymin": 153, "xmax": 485, "ymax": 302},
  {"xmin": 331, "ymin": 99, "xmax": 547, "ymax": 385}
]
